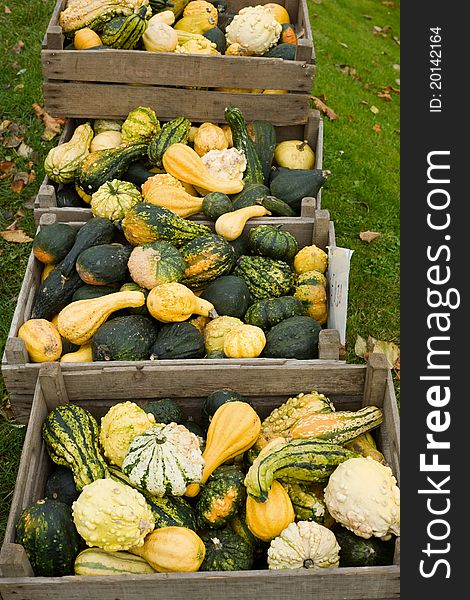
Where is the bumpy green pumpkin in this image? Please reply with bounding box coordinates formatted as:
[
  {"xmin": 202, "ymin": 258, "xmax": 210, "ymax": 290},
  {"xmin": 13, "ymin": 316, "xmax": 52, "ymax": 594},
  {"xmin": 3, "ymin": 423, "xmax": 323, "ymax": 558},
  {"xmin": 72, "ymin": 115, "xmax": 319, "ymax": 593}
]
[
  {"xmin": 92, "ymin": 315, "xmax": 158, "ymax": 361},
  {"xmin": 90, "ymin": 179, "xmax": 142, "ymax": 221},
  {"xmin": 180, "ymin": 234, "xmax": 236, "ymax": 289},
  {"xmin": 202, "ymin": 192, "xmax": 233, "ymax": 221},
  {"xmin": 150, "ymin": 322, "xmax": 205, "ymax": 359},
  {"xmin": 233, "ymin": 255, "xmax": 295, "ymax": 300},
  {"xmin": 144, "ymin": 398, "xmax": 184, "ymax": 424},
  {"xmin": 248, "ymin": 225, "xmax": 299, "ymax": 261},
  {"xmin": 195, "ymin": 465, "xmax": 246, "ymax": 529},
  {"xmin": 244, "ymin": 296, "xmax": 304, "ymax": 331},
  {"xmin": 200, "ymin": 528, "xmax": 254, "ymax": 571},
  {"xmin": 121, "ymin": 106, "xmax": 160, "ymax": 144}
]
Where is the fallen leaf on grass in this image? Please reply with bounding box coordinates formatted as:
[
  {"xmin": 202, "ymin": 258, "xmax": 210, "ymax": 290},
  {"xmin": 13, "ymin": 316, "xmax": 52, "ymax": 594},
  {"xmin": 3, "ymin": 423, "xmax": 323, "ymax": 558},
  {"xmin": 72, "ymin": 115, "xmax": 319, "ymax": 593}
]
[
  {"xmin": 377, "ymin": 92, "xmax": 392, "ymax": 101},
  {"xmin": 360, "ymin": 99, "xmax": 369, "ymax": 105},
  {"xmin": 4, "ymin": 5, "xmax": 11, "ymax": 13},
  {"xmin": 16, "ymin": 141, "xmax": 33, "ymax": 158},
  {"xmin": 393, "ymin": 36, "xmax": 400, "ymax": 46},
  {"xmin": 32, "ymin": 103, "xmax": 65, "ymax": 140},
  {"xmin": 372, "ymin": 123, "xmax": 382, "ymax": 133},
  {"xmin": 382, "ymin": 1, "xmax": 397, "ymax": 6},
  {"xmin": 14, "ymin": 83, "xmax": 24, "ymax": 90},
  {"xmin": 340, "ymin": 42, "xmax": 348, "ymax": 48},
  {"xmin": 370, "ymin": 105, "xmax": 379, "ymax": 114},
  {"xmin": 0, "ymin": 229, "xmax": 33, "ymax": 243},
  {"xmin": 362, "ymin": 14, "xmax": 372, "ymax": 20},
  {"xmin": 0, "ymin": 161, "xmax": 15, "ymax": 179},
  {"xmin": 311, "ymin": 96, "xmax": 338, "ymax": 120},
  {"xmin": 13, "ymin": 40, "xmax": 25, "ymax": 53},
  {"xmin": 355, "ymin": 335, "xmax": 400, "ymax": 375},
  {"xmin": 359, "ymin": 230, "xmax": 381, "ymax": 242},
  {"xmin": 393, "ymin": 64, "xmax": 400, "ymax": 71},
  {"xmin": 1, "ymin": 134, "xmax": 23, "ymax": 148},
  {"xmin": 337, "ymin": 64, "xmax": 357, "ymax": 77},
  {"xmin": 11, "ymin": 171, "xmax": 29, "ymax": 193}
]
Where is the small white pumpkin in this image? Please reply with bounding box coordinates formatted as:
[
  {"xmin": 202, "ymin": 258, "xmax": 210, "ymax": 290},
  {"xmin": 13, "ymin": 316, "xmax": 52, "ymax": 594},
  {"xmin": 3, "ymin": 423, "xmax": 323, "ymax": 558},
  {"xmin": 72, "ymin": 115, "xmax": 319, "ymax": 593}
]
[
  {"xmin": 143, "ymin": 19, "xmax": 178, "ymax": 52},
  {"xmin": 90, "ymin": 130, "xmax": 122, "ymax": 152},
  {"xmin": 225, "ymin": 5, "xmax": 282, "ymax": 55}
]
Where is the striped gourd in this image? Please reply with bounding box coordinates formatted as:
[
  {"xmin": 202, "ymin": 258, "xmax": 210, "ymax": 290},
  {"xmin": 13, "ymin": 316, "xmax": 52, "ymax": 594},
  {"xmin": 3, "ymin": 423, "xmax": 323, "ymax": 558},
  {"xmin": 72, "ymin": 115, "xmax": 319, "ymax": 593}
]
[
  {"xmin": 122, "ymin": 202, "xmax": 211, "ymax": 246},
  {"xmin": 290, "ymin": 406, "xmax": 384, "ymax": 444},
  {"xmin": 122, "ymin": 422, "xmax": 204, "ymax": 496},
  {"xmin": 180, "ymin": 234, "xmax": 236, "ymax": 288},
  {"xmin": 233, "ymin": 255, "xmax": 295, "ymax": 300},
  {"xmin": 101, "ymin": 5, "xmax": 149, "ymax": 49},
  {"xmin": 108, "ymin": 466, "xmax": 197, "ymax": 529},
  {"xmin": 42, "ymin": 405, "xmax": 109, "ymax": 491},
  {"xmin": 74, "ymin": 548, "xmax": 155, "ymax": 576},
  {"xmin": 224, "ymin": 107, "xmax": 264, "ymax": 184},
  {"xmin": 248, "ymin": 225, "xmax": 299, "ymax": 261},
  {"xmin": 244, "ymin": 437, "xmax": 359, "ymax": 501},
  {"xmin": 148, "ymin": 117, "xmax": 192, "ymax": 169}
]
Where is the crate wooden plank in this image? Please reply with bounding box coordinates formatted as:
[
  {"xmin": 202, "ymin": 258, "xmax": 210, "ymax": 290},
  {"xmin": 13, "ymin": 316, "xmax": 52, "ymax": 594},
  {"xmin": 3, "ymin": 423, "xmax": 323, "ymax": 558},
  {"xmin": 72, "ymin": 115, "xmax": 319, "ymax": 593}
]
[
  {"xmin": 0, "ymin": 361, "xmax": 399, "ymax": 599},
  {"xmin": 42, "ymin": 50, "xmax": 315, "ymax": 92},
  {"xmin": 43, "ymin": 82, "xmax": 311, "ymax": 123}
]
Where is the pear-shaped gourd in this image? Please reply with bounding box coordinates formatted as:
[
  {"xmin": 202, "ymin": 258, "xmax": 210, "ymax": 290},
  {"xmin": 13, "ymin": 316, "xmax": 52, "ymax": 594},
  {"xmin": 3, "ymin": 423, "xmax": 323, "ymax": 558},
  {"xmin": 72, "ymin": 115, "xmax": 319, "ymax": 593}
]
[
  {"xmin": 246, "ymin": 480, "xmax": 295, "ymax": 541},
  {"xmin": 215, "ymin": 205, "xmax": 270, "ymax": 241},
  {"xmin": 44, "ymin": 123, "xmax": 94, "ymax": 184},
  {"xmin": 185, "ymin": 401, "xmax": 261, "ymax": 497},
  {"xmin": 147, "ymin": 282, "xmax": 216, "ymax": 322},
  {"xmin": 162, "ymin": 143, "xmax": 244, "ymax": 195},
  {"xmin": 57, "ymin": 291, "xmax": 145, "ymax": 345},
  {"xmin": 18, "ymin": 319, "xmax": 62, "ymax": 362},
  {"xmin": 141, "ymin": 182, "xmax": 203, "ymax": 218},
  {"xmin": 60, "ymin": 343, "xmax": 93, "ymax": 363}
]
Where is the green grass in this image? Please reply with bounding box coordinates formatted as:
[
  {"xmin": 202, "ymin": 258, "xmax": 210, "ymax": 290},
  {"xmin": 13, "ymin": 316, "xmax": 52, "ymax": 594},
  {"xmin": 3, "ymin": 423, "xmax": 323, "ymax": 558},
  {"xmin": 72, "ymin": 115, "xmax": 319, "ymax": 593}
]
[{"xmin": 0, "ymin": 0, "xmax": 400, "ymax": 544}]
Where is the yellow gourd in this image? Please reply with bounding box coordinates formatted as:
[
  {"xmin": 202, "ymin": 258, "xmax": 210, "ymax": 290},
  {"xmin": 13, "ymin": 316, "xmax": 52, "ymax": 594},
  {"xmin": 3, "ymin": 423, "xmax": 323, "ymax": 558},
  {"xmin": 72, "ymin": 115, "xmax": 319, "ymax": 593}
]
[
  {"xmin": 274, "ymin": 140, "xmax": 316, "ymax": 170},
  {"xmin": 224, "ymin": 43, "xmax": 254, "ymax": 56},
  {"xmin": 57, "ymin": 291, "xmax": 145, "ymax": 345},
  {"xmin": 203, "ymin": 316, "xmax": 244, "ymax": 353},
  {"xmin": 293, "ymin": 245, "xmax": 328, "ymax": 274},
  {"xmin": 162, "ymin": 143, "xmax": 244, "ymax": 194},
  {"xmin": 151, "ymin": 9, "xmax": 175, "ymax": 26},
  {"xmin": 147, "ymin": 282, "xmax": 216, "ymax": 322},
  {"xmin": 221, "ymin": 124, "xmax": 233, "ymax": 148},
  {"xmin": 18, "ymin": 319, "xmax": 62, "ymax": 363},
  {"xmin": 141, "ymin": 182, "xmax": 203, "ymax": 217},
  {"xmin": 264, "ymin": 3, "xmax": 291, "ymax": 25},
  {"xmin": 215, "ymin": 205, "xmax": 270, "ymax": 241},
  {"xmin": 60, "ymin": 344, "xmax": 93, "ymax": 363},
  {"xmin": 41, "ymin": 263, "xmax": 56, "ymax": 283},
  {"xmin": 297, "ymin": 269, "xmax": 327, "ymax": 288},
  {"xmin": 294, "ymin": 279, "xmax": 328, "ymax": 325},
  {"xmin": 216, "ymin": 88, "xmax": 264, "ymax": 94},
  {"xmin": 74, "ymin": 28, "xmax": 102, "ymax": 50},
  {"xmin": 223, "ymin": 324, "xmax": 266, "ymax": 358},
  {"xmin": 129, "ymin": 527, "xmax": 205, "ymax": 572},
  {"xmin": 183, "ymin": 1, "xmax": 218, "ymax": 22},
  {"xmin": 185, "ymin": 401, "xmax": 261, "ymax": 497},
  {"xmin": 174, "ymin": 13, "xmax": 216, "ymax": 35},
  {"xmin": 193, "ymin": 123, "xmax": 228, "ymax": 157},
  {"xmin": 263, "ymin": 89, "xmax": 288, "ymax": 94},
  {"xmin": 246, "ymin": 480, "xmax": 295, "ymax": 541},
  {"xmin": 143, "ymin": 19, "xmax": 178, "ymax": 53}
]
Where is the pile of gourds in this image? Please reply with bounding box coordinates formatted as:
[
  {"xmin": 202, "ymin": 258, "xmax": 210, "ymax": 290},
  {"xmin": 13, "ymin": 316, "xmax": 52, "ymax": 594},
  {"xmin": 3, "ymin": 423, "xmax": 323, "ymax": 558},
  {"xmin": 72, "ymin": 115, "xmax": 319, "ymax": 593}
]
[
  {"xmin": 15, "ymin": 389, "xmax": 400, "ymax": 576},
  {"xmin": 62, "ymin": 0, "xmax": 301, "ymax": 87}
]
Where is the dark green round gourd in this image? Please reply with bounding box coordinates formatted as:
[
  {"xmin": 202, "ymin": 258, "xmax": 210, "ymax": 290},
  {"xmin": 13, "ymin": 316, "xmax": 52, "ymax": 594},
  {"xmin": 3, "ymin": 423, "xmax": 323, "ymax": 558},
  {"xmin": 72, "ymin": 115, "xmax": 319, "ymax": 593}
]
[
  {"xmin": 182, "ymin": 418, "xmax": 205, "ymax": 439},
  {"xmin": 200, "ymin": 528, "xmax": 254, "ymax": 571},
  {"xmin": 150, "ymin": 322, "xmax": 205, "ymax": 359},
  {"xmin": 44, "ymin": 467, "xmax": 80, "ymax": 506},
  {"xmin": 201, "ymin": 388, "xmax": 253, "ymax": 428},
  {"xmin": 33, "ymin": 223, "xmax": 77, "ymax": 265},
  {"xmin": 202, "ymin": 192, "xmax": 233, "ymax": 221},
  {"xmin": 229, "ymin": 235, "xmax": 250, "ymax": 259},
  {"xmin": 144, "ymin": 398, "xmax": 184, "ymax": 424},
  {"xmin": 269, "ymin": 168, "xmax": 330, "ymax": 213},
  {"xmin": 195, "ymin": 465, "xmax": 246, "ymax": 529},
  {"xmin": 263, "ymin": 43, "xmax": 296, "ymax": 60},
  {"xmin": 122, "ymin": 161, "xmax": 157, "ymax": 187},
  {"xmin": 56, "ymin": 184, "xmax": 87, "ymax": 207},
  {"xmin": 92, "ymin": 315, "xmax": 158, "ymax": 361},
  {"xmin": 180, "ymin": 234, "xmax": 236, "ymax": 288},
  {"xmin": 203, "ymin": 27, "xmax": 226, "ymax": 53},
  {"xmin": 231, "ymin": 182, "xmax": 270, "ymax": 210},
  {"xmin": 15, "ymin": 499, "xmax": 81, "ymax": 576},
  {"xmin": 76, "ymin": 243, "xmax": 131, "ymax": 286},
  {"xmin": 262, "ymin": 315, "xmax": 321, "ymax": 359},
  {"xmin": 119, "ymin": 282, "xmax": 150, "ymax": 316},
  {"xmin": 334, "ymin": 526, "xmax": 395, "ymax": 567},
  {"xmin": 229, "ymin": 505, "xmax": 269, "ymax": 567},
  {"xmin": 248, "ymin": 225, "xmax": 299, "ymax": 261},
  {"xmin": 244, "ymin": 296, "xmax": 305, "ymax": 330},
  {"xmin": 201, "ymin": 275, "xmax": 252, "ymax": 319},
  {"xmin": 233, "ymin": 255, "xmax": 295, "ymax": 300},
  {"xmin": 72, "ymin": 284, "xmax": 120, "ymax": 302}
]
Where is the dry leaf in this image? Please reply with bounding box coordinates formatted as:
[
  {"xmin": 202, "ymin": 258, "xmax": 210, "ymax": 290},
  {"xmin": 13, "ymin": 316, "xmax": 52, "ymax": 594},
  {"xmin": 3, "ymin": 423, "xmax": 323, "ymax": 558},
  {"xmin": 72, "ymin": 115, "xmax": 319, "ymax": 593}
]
[
  {"xmin": 355, "ymin": 335, "xmax": 368, "ymax": 359},
  {"xmin": 11, "ymin": 179, "xmax": 25, "ymax": 194},
  {"xmin": 0, "ymin": 229, "xmax": 33, "ymax": 243},
  {"xmin": 13, "ymin": 40, "xmax": 25, "ymax": 53},
  {"xmin": 372, "ymin": 123, "xmax": 382, "ymax": 133},
  {"xmin": 32, "ymin": 103, "xmax": 65, "ymax": 140},
  {"xmin": 0, "ymin": 161, "xmax": 15, "ymax": 176},
  {"xmin": 340, "ymin": 42, "xmax": 348, "ymax": 48},
  {"xmin": 28, "ymin": 170, "xmax": 36, "ymax": 183},
  {"xmin": 393, "ymin": 36, "xmax": 400, "ymax": 46},
  {"xmin": 382, "ymin": 1, "xmax": 397, "ymax": 6},
  {"xmin": 362, "ymin": 14, "xmax": 372, "ymax": 20},
  {"xmin": 393, "ymin": 64, "xmax": 400, "ymax": 70},
  {"xmin": 4, "ymin": 5, "xmax": 11, "ymax": 13},
  {"xmin": 337, "ymin": 64, "xmax": 357, "ymax": 77},
  {"xmin": 6, "ymin": 219, "xmax": 18, "ymax": 231},
  {"xmin": 16, "ymin": 141, "xmax": 33, "ymax": 158},
  {"xmin": 15, "ymin": 209, "xmax": 25, "ymax": 217},
  {"xmin": 1, "ymin": 134, "xmax": 23, "ymax": 148},
  {"xmin": 359, "ymin": 230, "xmax": 381, "ymax": 242},
  {"xmin": 355, "ymin": 335, "xmax": 400, "ymax": 375},
  {"xmin": 14, "ymin": 83, "xmax": 24, "ymax": 90},
  {"xmin": 377, "ymin": 92, "xmax": 392, "ymax": 101},
  {"xmin": 360, "ymin": 99, "xmax": 369, "ymax": 105},
  {"xmin": 311, "ymin": 96, "xmax": 338, "ymax": 120},
  {"xmin": 370, "ymin": 105, "xmax": 379, "ymax": 114}
]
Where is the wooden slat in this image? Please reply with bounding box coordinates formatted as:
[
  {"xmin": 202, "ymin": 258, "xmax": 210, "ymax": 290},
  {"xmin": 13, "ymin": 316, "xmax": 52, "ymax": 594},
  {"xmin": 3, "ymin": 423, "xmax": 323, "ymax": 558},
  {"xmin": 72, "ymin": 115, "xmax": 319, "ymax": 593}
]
[
  {"xmin": 313, "ymin": 208, "xmax": 330, "ymax": 250},
  {"xmin": 363, "ymin": 353, "xmax": 390, "ymax": 407},
  {"xmin": 42, "ymin": 50, "xmax": 315, "ymax": 91},
  {"xmin": 43, "ymin": 82, "xmax": 311, "ymax": 124},
  {"xmin": 318, "ymin": 329, "xmax": 341, "ymax": 360}
]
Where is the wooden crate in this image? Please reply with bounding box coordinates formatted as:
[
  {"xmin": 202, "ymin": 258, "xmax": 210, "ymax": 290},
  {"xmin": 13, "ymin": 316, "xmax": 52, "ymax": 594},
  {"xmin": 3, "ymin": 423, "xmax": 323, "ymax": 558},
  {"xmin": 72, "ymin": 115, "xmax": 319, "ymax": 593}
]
[
  {"xmin": 42, "ymin": 0, "xmax": 316, "ymax": 123},
  {"xmin": 33, "ymin": 109, "xmax": 324, "ymax": 225},
  {"xmin": 2, "ymin": 211, "xmax": 345, "ymax": 424},
  {"xmin": 0, "ymin": 354, "xmax": 400, "ymax": 600}
]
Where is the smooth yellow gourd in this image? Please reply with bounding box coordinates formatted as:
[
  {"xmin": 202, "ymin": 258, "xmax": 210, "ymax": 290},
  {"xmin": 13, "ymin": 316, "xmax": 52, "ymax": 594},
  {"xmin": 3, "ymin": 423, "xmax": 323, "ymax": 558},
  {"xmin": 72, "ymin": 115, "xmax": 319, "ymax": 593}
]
[
  {"xmin": 223, "ymin": 324, "xmax": 266, "ymax": 358},
  {"xmin": 246, "ymin": 481, "xmax": 295, "ymax": 541},
  {"xmin": 57, "ymin": 291, "xmax": 145, "ymax": 345},
  {"xmin": 174, "ymin": 13, "xmax": 216, "ymax": 35},
  {"xmin": 274, "ymin": 140, "xmax": 316, "ymax": 170},
  {"xmin": 162, "ymin": 143, "xmax": 244, "ymax": 195},
  {"xmin": 193, "ymin": 123, "xmax": 228, "ymax": 157},
  {"xmin": 215, "ymin": 205, "xmax": 270, "ymax": 241},
  {"xmin": 18, "ymin": 319, "xmax": 62, "ymax": 362},
  {"xmin": 143, "ymin": 19, "xmax": 178, "ymax": 52},
  {"xmin": 129, "ymin": 527, "xmax": 205, "ymax": 572},
  {"xmin": 60, "ymin": 343, "xmax": 93, "ymax": 363},
  {"xmin": 264, "ymin": 3, "xmax": 291, "ymax": 25},
  {"xmin": 150, "ymin": 9, "xmax": 175, "ymax": 26},
  {"xmin": 141, "ymin": 182, "xmax": 203, "ymax": 217},
  {"xmin": 147, "ymin": 282, "xmax": 216, "ymax": 322},
  {"xmin": 41, "ymin": 263, "xmax": 56, "ymax": 283},
  {"xmin": 185, "ymin": 401, "xmax": 261, "ymax": 497},
  {"xmin": 74, "ymin": 27, "xmax": 102, "ymax": 50}
]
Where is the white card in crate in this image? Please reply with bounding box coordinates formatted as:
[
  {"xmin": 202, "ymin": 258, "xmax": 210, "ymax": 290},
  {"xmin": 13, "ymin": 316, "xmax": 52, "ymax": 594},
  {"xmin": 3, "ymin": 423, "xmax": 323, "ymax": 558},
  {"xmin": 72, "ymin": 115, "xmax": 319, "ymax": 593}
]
[{"xmin": 327, "ymin": 246, "xmax": 354, "ymax": 345}]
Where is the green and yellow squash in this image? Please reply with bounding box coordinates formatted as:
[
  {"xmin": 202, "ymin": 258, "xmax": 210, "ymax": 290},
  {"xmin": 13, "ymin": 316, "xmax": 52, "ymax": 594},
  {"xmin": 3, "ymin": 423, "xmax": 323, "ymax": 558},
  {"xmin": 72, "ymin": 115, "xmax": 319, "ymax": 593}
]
[
  {"xmin": 195, "ymin": 465, "xmax": 246, "ymax": 529},
  {"xmin": 100, "ymin": 5, "xmax": 150, "ymax": 49},
  {"xmin": 233, "ymin": 255, "xmax": 295, "ymax": 300},
  {"xmin": 148, "ymin": 116, "xmax": 192, "ymax": 169},
  {"xmin": 74, "ymin": 548, "xmax": 156, "ymax": 575},
  {"xmin": 180, "ymin": 233, "xmax": 236, "ymax": 288}
]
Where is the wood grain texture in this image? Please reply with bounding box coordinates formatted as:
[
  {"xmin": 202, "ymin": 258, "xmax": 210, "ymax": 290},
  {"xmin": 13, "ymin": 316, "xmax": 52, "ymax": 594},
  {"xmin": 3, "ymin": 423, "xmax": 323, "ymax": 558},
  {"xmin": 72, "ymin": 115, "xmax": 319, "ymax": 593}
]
[
  {"xmin": 312, "ymin": 208, "xmax": 330, "ymax": 250},
  {"xmin": 363, "ymin": 353, "xmax": 390, "ymax": 407}
]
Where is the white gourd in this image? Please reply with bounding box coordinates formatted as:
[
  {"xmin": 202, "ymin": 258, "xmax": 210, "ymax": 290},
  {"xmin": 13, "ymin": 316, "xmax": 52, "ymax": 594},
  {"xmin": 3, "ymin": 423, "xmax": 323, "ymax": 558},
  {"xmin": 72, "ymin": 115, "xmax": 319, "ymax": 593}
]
[
  {"xmin": 143, "ymin": 18, "xmax": 178, "ymax": 52},
  {"xmin": 324, "ymin": 457, "xmax": 400, "ymax": 540},
  {"xmin": 225, "ymin": 6, "xmax": 282, "ymax": 55},
  {"xmin": 122, "ymin": 423, "xmax": 204, "ymax": 496},
  {"xmin": 267, "ymin": 520, "xmax": 340, "ymax": 569}
]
